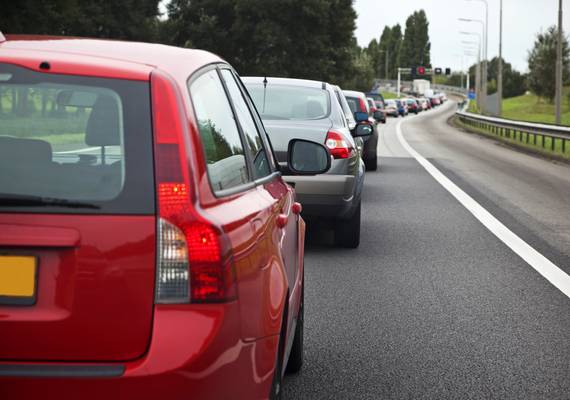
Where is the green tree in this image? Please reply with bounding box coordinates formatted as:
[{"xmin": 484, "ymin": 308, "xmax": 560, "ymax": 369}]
[
  {"xmin": 377, "ymin": 26, "xmax": 392, "ymax": 79},
  {"xmin": 527, "ymin": 26, "xmax": 570, "ymax": 101},
  {"xmin": 486, "ymin": 57, "xmax": 527, "ymax": 98},
  {"xmin": 384, "ymin": 25, "xmax": 403, "ymax": 79},
  {"xmin": 0, "ymin": 0, "xmax": 161, "ymax": 41},
  {"xmin": 166, "ymin": 0, "xmax": 357, "ymax": 87},
  {"xmin": 399, "ymin": 10, "xmax": 431, "ymax": 70},
  {"xmin": 366, "ymin": 39, "xmax": 381, "ymax": 78}
]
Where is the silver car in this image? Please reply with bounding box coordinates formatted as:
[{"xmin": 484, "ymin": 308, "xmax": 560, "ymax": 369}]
[{"xmin": 243, "ymin": 77, "xmax": 369, "ymax": 248}]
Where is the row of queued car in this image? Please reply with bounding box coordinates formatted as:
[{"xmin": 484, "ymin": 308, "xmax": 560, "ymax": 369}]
[
  {"xmin": 382, "ymin": 92, "xmax": 448, "ymax": 118},
  {"xmin": 0, "ymin": 34, "xmax": 384, "ymax": 399}
]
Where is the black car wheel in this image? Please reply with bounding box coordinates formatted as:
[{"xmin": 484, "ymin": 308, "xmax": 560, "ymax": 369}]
[
  {"xmin": 286, "ymin": 285, "xmax": 304, "ymax": 374},
  {"xmin": 365, "ymin": 156, "xmax": 378, "ymax": 171},
  {"xmin": 334, "ymin": 201, "xmax": 361, "ymax": 249}
]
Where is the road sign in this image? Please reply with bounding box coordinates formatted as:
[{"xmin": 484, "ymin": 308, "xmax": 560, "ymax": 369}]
[
  {"xmin": 434, "ymin": 67, "xmax": 443, "ymax": 75},
  {"xmin": 445, "ymin": 68, "xmax": 452, "ymax": 76},
  {"xmin": 417, "ymin": 66, "xmax": 426, "ymax": 75}
]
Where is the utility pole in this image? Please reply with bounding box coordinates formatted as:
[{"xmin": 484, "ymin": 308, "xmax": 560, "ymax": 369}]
[
  {"xmin": 385, "ymin": 49, "xmax": 389, "ymax": 81},
  {"xmin": 397, "ymin": 68, "xmax": 401, "ymax": 98},
  {"xmin": 497, "ymin": 0, "xmax": 503, "ymax": 116},
  {"xmin": 555, "ymin": 0, "xmax": 563, "ymax": 124},
  {"xmin": 482, "ymin": 0, "xmax": 488, "ymax": 115}
]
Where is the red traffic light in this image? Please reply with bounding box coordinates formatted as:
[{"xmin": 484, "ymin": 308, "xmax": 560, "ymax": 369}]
[{"xmin": 417, "ymin": 66, "xmax": 426, "ymax": 75}]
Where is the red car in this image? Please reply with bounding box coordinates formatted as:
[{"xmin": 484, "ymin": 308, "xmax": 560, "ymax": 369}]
[{"xmin": 0, "ymin": 33, "xmax": 330, "ymax": 399}]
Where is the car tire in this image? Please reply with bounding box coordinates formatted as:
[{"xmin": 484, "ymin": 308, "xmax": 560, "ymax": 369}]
[
  {"xmin": 334, "ymin": 202, "xmax": 361, "ymax": 249},
  {"xmin": 269, "ymin": 325, "xmax": 285, "ymax": 400},
  {"xmin": 286, "ymin": 285, "xmax": 304, "ymax": 374},
  {"xmin": 365, "ymin": 156, "xmax": 378, "ymax": 171}
]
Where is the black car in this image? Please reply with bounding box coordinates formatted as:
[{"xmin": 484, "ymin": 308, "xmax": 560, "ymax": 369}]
[{"xmin": 343, "ymin": 90, "xmax": 380, "ymax": 171}]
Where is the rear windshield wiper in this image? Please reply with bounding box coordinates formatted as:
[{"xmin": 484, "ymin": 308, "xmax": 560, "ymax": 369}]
[{"xmin": 0, "ymin": 194, "xmax": 100, "ymax": 209}]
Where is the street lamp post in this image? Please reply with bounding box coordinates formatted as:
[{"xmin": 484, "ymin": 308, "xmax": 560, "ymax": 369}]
[
  {"xmin": 459, "ymin": 17, "xmax": 486, "ymax": 112},
  {"xmin": 498, "ymin": 0, "xmax": 503, "ymax": 116},
  {"xmin": 465, "ymin": 0, "xmax": 489, "ymax": 113},
  {"xmin": 461, "ymin": 31, "xmax": 482, "ymax": 110},
  {"xmin": 464, "ymin": 51, "xmax": 477, "ymax": 93},
  {"xmin": 556, "ymin": 0, "xmax": 563, "ymax": 124}
]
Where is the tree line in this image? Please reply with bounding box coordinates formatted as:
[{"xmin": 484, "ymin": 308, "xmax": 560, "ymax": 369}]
[
  {"xmin": 0, "ymin": 1, "xmax": 434, "ymax": 93},
  {"xmin": 3, "ymin": 2, "xmax": 565, "ymax": 103}
]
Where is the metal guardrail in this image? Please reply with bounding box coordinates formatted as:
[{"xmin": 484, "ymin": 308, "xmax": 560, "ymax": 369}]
[{"xmin": 456, "ymin": 110, "xmax": 570, "ymax": 155}]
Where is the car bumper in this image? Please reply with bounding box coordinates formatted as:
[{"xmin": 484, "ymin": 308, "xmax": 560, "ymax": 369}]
[
  {"xmin": 284, "ymin": 174, "xmax": 360, "ymax": 220},
  {"xmin": 0, "ymin": 304, "xmax": 277, "ymax": 400}
]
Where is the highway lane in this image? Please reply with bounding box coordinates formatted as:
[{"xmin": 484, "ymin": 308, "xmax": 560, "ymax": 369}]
[{"xmin": 283, "ymin": 101, "xmax": 570, "ymax": 399}]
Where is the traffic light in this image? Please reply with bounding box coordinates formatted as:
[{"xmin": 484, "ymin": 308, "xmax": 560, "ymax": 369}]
[
  {"xmin": 434, "ymin": 67, "xmax": 443, "ymax": 75},
  {"xmin": 417, "ymin": 66, "xmax": 426, "ymax": 75}
]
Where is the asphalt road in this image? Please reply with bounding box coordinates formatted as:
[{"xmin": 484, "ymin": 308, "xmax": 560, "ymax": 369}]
[{"xmin": 283, "ymin": 101, "xmax": 570, "ymax": 399}]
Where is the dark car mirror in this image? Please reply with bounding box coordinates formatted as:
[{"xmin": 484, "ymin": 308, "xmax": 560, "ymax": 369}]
[
  {"xmin": 373, "ymin": 110, "xmax": 383, "ymax": 121},
  {"xmin": 286, "ymin": 139, "xmax": 331, "ymax": 175},
  {"xmin": 354, "ymin": 111, "xmax": 368, "ymax": 123},
  {"xmin": 355, "ymin": 124, "xmax": 373, "ymax": 137}
]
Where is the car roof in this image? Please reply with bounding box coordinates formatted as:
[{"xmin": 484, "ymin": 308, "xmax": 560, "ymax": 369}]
[
  {"xmin": 242, "ymin": 76, "xmax": 330, "ymax": 90},
  {"xmin": 0, "ymin": 35, "xmax": 224, "ymax": 81},
  {"xmin": 342, "ymin": 90, "xmax": 366, "ymax": 98}
]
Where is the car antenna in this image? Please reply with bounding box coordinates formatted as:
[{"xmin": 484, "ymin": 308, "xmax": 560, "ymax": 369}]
[{"xmin": 262, "ymin": 76, "xmax": 268, "ymax": 114}]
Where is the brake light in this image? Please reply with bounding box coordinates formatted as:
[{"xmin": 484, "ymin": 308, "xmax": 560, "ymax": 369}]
[
  {"xmin": 325, "ymin": 130, "xmax": 354, "ymax": 159},
  {"xmin": 358, "ymin": 98, "xmax": 368, "ymax": 113},
  {"xmin": 152, "ymin": 70, "xmax": 236, "ymax": 304}
]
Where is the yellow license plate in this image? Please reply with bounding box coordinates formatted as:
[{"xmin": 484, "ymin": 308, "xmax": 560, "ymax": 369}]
[{"xmin": 0, "ymin": 256, "xmax": 37, "ymax": 305}]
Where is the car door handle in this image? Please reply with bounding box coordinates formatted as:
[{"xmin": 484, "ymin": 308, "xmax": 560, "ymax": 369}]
[
  {"xmin": 292, "ymin": 202, "xmax": 302, "ymax": 215},
  {"xmin": 276, "ymin": 214, "xmax": 288, "ymax": 228}
]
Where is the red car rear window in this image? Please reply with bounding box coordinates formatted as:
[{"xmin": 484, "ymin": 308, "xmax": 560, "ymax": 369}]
[{"xmin": 0, "ymin": 63, "xmax": 154, "ymax": 214}]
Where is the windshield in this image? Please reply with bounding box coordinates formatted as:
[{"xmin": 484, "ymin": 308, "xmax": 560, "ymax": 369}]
[
  {"xmin": 0, "ymin": 63, "xmax": 154, "ymax": 213},
  {"xmin": 246, "ymin": 84, "xmax": 330, "ymax": 120}
]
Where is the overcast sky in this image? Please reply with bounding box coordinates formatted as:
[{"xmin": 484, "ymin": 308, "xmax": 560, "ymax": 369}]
[{"xmin": 353, "ymin": 0, "xmax": 570, "ymax": 73}]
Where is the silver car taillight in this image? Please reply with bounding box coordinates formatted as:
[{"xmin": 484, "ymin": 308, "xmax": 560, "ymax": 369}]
[{"xmin": 156, "ymin": 217, "xmax": 190, "ymax": 303}]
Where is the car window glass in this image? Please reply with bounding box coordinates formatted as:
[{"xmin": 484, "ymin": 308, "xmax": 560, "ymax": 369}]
[
  {"xmin": 247, "ymin": 84, "xmax": 330, "ymax": 120},
  {"xmin": 220, "ymin": 69, "xmax": 271, "ymax": 180},
  {"xmin": 190, "ymin": 70, "xmax": 249, "ymax": 192},
  {"xmin": 0, "ymin": 63, "xmax": 155, "ymax": 214}
]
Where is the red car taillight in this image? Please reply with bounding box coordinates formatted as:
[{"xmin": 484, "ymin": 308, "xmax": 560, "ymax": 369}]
[
  {"xmin": 152, "ymin": 71, "xmax": 236, "ymax": 304},
  {"xmin": 325, "ymin": 130, "xmax": 354, "ymax": 159},
  {"xmin": 358, "ymin": 98, "xmax": 368, "ymax": 113}
]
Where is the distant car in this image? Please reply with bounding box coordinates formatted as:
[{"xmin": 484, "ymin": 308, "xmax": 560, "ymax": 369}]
[
  {"xmin": 366, "ymin": 91, "xmax": 385, "ymax": 107},
  {"xmin": 418, "ymin": 98, "xmax": 429, "ymax": 111},
  {"xmin": 366, "ymin": 97, "xmax": 377, "ymax": 114},
  {"xmin": 395, "ymin": 99, "xmax": 408, "ymax": 116},
  {"xmin": 406, "ymin": 98, "xmax": 420, "ymax": 114},
  {"xmin": 244, "ymin": 77, "xmax": 368, "ymax": 248},
  {"xmin": 373, "ymin": 100, "xmax": 387, "ymax": 124},
  {"xmin": 430, "ymin": 96, "xmax": 441, "ymax": 107},
  {"xmin": 332, "ymin": 85, "xmax": 357, "ymax": 132},
  {"xmin": 384, "ymin": 99, "xmax": 399, "ymax": 117},
  {"xmin": 0, "ymin": 34, "xmax": 333, "ymax": 400},
  {"xmin": 343, "ymin": 90, "xmax": 380, "ymax": 171}
]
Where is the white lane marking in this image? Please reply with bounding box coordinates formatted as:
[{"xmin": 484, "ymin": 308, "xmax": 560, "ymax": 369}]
[
  {"xmin": 396, "ymin": 115, "xmax": 570, "ymax": 299},
  {"xmin": 55, "ymin": 147, "xmax": 100, "ymax": 154}
]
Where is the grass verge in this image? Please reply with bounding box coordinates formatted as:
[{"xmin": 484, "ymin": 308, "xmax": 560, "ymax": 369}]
[
  {"xmin": 452, "ymin": 116, "xmax": 570, "ymax": 163},
  {"xmin": 381, "ymin": 91, "xmax": 398, "ymax": 100}
]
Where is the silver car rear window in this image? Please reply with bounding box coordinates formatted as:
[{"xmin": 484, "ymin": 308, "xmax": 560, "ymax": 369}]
[{"xmin": 246, "ymin": 84, "xmax": 330, "ymax": 120}]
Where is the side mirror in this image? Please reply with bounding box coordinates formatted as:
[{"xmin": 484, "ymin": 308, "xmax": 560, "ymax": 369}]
[
  {"xmin": 373, "ymin": 110, "xmax": 383, "ymax": 121},
  {"xmin": 286, "ymin": 139, "xmax": 331, "ymax": 175},
  {"xmin": 354, "ymin": 111, "xmax": 368, "ymax": 123},
  {"xmin": 355, "ymin": 124, "xmax": 373, "ymax": 137}
]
